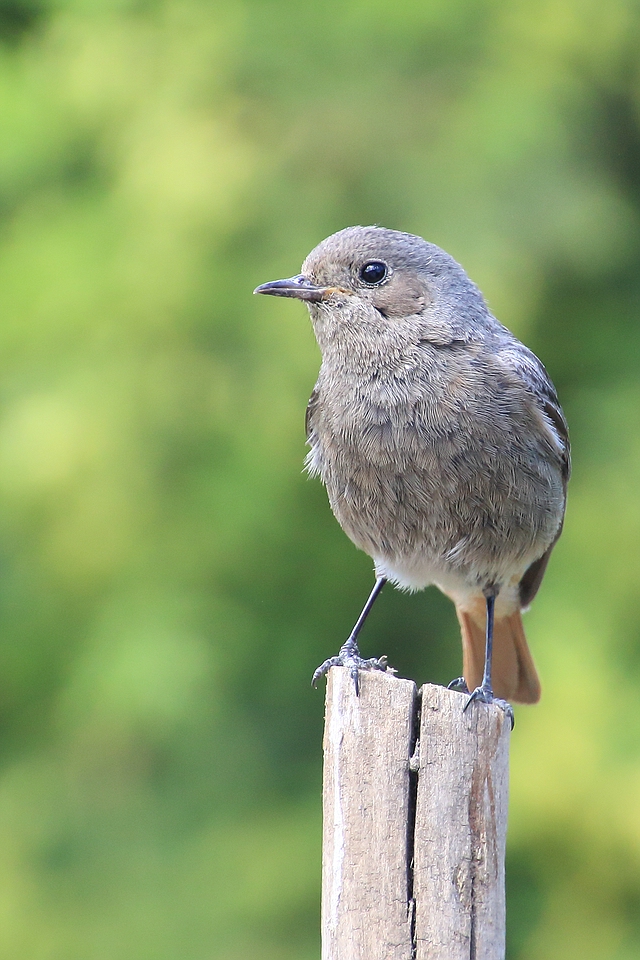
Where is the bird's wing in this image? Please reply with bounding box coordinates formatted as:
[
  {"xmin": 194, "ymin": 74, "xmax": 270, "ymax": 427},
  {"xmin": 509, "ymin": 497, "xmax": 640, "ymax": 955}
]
[
  {"xmin": 497, "ymin": 338, "xmax": 570, "ymax": 608},
  {"xmin": 498, "ymin": 340, "xmax": 571, "ymax": 485}
]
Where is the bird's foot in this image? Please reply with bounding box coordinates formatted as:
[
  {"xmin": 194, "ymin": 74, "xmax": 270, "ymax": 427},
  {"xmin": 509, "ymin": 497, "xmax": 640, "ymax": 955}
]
[
  {"xmin": 447, "ymin": 676, "xmax": 470, "ymax": 694},
  {"xmin": 463, "ymin": 684, "xmax": 515, "ymax": 730},
  {"xmin": 311, "ymin": 640, "xmax": 393, "ymax": 696}
]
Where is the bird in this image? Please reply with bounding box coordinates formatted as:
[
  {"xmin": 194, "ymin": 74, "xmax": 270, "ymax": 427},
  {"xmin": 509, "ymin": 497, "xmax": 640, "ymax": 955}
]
[{"xmin": 254, "ymin": 226, "xmax": 570, "ymax": 720}]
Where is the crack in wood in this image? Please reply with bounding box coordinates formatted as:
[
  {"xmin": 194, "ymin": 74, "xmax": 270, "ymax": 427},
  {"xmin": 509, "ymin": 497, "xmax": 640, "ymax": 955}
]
[
  {"xmin": 469, "ymin": 868, "xmax": 477, "ymax": 960},
  {"xmin": 407, "ymin": 689, "xmax": 422, "ymax": 959}
]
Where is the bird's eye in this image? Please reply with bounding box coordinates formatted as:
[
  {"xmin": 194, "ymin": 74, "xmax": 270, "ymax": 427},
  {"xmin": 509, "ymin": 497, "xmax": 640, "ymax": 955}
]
[{"xmin": 359, "ymin": 260, "xmax": 388, "ymax": 285}]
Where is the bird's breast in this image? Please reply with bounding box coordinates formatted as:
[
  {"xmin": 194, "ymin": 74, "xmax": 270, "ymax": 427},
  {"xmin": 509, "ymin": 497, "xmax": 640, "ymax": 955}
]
[{"xmin": 306, "ymin": 359, "xmax": 565, "ymax": 586}]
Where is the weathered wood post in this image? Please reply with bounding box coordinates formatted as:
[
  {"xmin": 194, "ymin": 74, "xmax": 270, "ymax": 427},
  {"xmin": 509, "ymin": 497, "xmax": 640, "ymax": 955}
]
[{"xmin": 321, "ymin": 669, "xmax": 511, "ymax": 960}]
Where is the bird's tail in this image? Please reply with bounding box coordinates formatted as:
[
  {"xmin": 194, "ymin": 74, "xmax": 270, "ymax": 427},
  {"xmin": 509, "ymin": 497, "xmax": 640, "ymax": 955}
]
[{"xmin": 455, "ymin": 603, "xmax": 541, "ymax": 704}]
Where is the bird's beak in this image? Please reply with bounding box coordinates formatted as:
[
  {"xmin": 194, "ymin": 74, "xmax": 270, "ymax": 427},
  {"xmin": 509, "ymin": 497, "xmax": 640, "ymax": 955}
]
[{"xmin": 253, "ymin": 274, "xmax": 339, "ymax": 302}]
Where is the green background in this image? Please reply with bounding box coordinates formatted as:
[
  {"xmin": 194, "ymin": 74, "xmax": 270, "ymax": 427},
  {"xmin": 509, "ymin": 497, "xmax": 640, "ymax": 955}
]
[{"xmin": 0, "ymin": 0, "xmax": 639, "ymax": 957}]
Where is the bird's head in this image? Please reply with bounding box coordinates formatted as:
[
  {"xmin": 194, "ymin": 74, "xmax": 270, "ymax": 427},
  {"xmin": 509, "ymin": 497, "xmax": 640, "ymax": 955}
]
[{"xmin": 254, "ymin": 226, "xmax": 490, "ymax": 350}]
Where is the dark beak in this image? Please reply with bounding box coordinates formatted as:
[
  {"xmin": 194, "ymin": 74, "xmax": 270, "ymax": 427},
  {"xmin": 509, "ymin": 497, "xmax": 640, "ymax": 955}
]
[{"xmin": 253, "ymin": 274, "xmax": 337, "ymax": 302}]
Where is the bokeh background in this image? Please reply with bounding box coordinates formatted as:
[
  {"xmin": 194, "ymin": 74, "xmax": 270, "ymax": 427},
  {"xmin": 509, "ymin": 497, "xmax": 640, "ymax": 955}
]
[{"xmin": 0, "ymin": 0, "xmax": 639, "ymax": 957}]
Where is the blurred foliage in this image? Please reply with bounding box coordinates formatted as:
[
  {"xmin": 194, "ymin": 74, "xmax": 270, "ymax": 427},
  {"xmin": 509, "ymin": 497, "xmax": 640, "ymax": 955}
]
[{"xmin": 0, "ymin": 0, "xmax": 638, "ymax": 957}]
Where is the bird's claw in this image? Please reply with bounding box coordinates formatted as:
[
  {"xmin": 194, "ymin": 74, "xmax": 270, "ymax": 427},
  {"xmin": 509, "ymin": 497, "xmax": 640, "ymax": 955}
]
[
  {"xmin": 463, "ymin": 684, "xmax": 515, "ymax": 729},
  {"xmin": 447, "ymin": 676, "xmax": 470, "ymax": 694},
  {"xmin": 312, "ymin": 641, "xmax": 393, "ymax": 696}
]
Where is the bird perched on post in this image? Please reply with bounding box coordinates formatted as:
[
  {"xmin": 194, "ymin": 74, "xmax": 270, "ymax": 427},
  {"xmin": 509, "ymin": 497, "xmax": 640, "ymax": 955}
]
[{"xmin": 254, "ymin": 226, "xmax": 569, "ymax": 721}]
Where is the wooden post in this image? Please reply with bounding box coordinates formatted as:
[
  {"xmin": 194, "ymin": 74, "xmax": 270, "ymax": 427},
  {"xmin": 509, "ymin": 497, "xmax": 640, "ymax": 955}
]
[
  {"xmin": 321, "ymin": 668, "xmax": 417, "ymax": 960},
  {"xmin": 321, "ymin": 671, "xmax": 510, "ymax": 960},
  {"xmin": 414, "ymin": 683, "xmax": 511, "ymax": 959}
]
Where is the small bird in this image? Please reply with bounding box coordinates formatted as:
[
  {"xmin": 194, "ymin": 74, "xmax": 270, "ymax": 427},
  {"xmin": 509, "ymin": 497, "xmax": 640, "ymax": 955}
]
[{"xmin": 254, "ymin": 226, "xmax": 569, "ymax": 719}]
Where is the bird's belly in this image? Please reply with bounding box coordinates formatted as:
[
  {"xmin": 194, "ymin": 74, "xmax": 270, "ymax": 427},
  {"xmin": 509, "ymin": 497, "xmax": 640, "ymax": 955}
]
[{"xmin": 322, "ymin": 455, "xmax": 563, "ymax": 593}]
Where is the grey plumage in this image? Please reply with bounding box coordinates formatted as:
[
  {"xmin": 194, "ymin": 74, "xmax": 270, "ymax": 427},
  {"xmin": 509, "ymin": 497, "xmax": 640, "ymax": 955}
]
[{"xmin": 255, "ymin": 226, "xmax": 569, "ymax": 706}]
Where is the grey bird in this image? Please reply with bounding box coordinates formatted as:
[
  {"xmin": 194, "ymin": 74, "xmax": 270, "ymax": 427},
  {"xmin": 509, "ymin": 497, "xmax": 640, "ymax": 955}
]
[{"xmin": 254, "ymin": 226, "xmax": 570, "ymax": 718}]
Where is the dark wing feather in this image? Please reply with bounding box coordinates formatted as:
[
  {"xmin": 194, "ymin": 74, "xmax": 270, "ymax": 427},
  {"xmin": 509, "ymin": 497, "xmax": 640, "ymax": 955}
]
[
  {"xmin": 305, "ymin": 387, "xmax": 319, "ymax": 441},
  {"xmin": 518, "ymin": 520, "xmax": 564, "ymax": 608},
  {"xmin": 540, "ymin": 393, "xmax": 571, "ymax": 485}
]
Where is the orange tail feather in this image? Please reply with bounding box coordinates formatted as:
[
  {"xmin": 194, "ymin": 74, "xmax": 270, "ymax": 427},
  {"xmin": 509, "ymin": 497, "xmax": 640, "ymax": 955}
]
[{"xmin": 455, "ymin": 605, "xmax": 541, "ymax": 705}]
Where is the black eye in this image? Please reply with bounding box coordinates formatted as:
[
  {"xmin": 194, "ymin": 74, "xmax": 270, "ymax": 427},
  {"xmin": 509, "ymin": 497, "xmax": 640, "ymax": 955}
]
[{"xmin": 359, "ymin": 260, "xmax": 388, "ymax": 285}]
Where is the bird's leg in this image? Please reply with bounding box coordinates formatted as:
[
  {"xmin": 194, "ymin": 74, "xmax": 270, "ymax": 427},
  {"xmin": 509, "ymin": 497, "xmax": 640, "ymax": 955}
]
[
  {"xmin": 312, "ymin": 577, "xmax": 392, "ymax": 695},
  {"xmin": 463, "ymin": 589, "xmax": 514, "ymax": 728}
]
